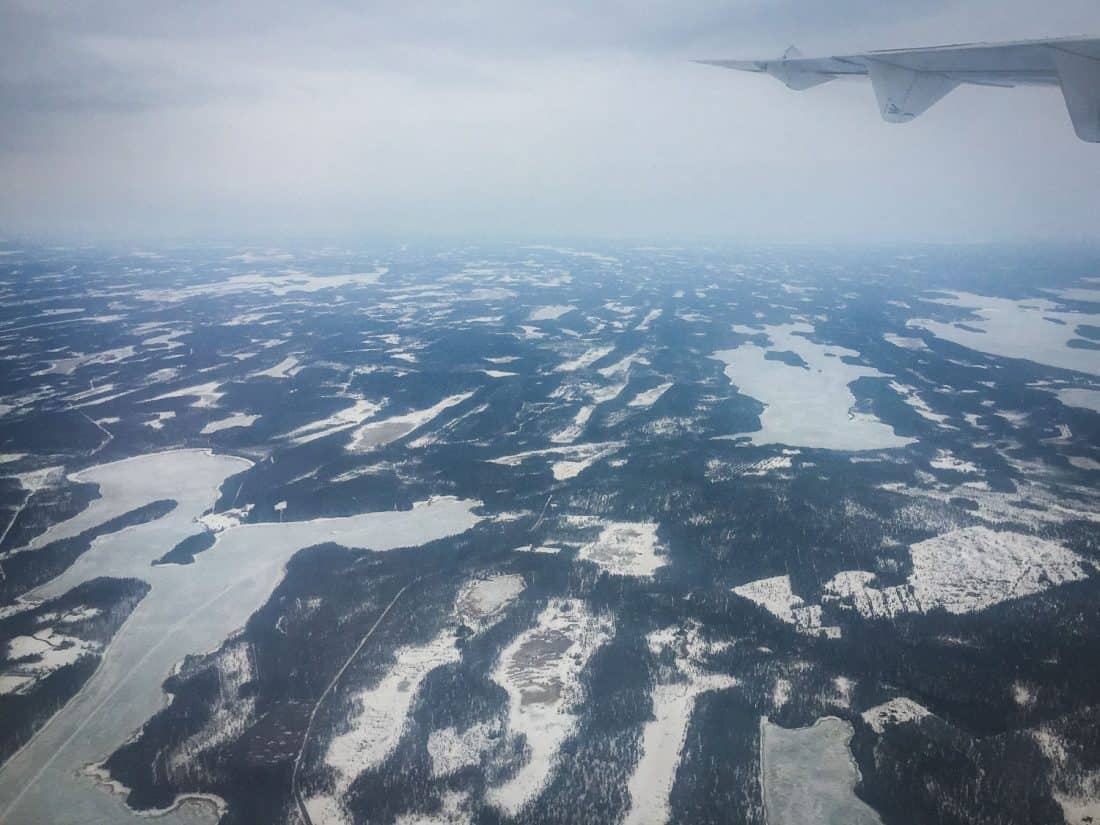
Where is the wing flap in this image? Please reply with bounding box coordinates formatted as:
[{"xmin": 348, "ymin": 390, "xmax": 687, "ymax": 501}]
[{"xmin": 866, "ymin": 60, "xmax": 958, "ymax": 123}]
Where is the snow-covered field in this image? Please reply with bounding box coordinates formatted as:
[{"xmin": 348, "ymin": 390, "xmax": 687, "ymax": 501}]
[
  {"xmin": 489, "ymin": 441, "xmax": 623, "ymax": 482},
  {"xmin": 576, "ymin": 521, "xmax": 666, "ymax": 578},
  {"xmin": 487, "ymin": 599, "xmax": 614, "ymax": 815},
  {"xmin": 528, "ymin": 305, "xmax": 575, "ymax": 321},
  {"xmin": 200, "ymin": 412, "xmax": 260, "ymax": 434},
  {"xmin": 348, "ymin": 392, "xmax": 473, "ymax": 452},
  {"xmin": 824, "ymin": 526, "xmax": 1091, "ymax": 618},
  {"xmin": 623, "ymin": 624, "xmax": 736, "ymax": 825},
  {"xmin": 732, "ymin": 575, "xmax": 838, "ymax": 638},
  {"xmin": 628, "ymin": 382, "xmax": 673, "ymax": 409},
  {"xmin": 324, "ymin": 629, "xmax": 463, "ymax": 797},
  {"xmin": 861, "ymin": 698, "xmax": 931, "ymax": 734}
]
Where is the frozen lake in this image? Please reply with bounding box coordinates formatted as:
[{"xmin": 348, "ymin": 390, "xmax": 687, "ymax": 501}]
[
  {"xmin": 712, "ymin": 323, "xmax": 914, "ymax": 451},
  {"xmin": 760, "ymin": 716, "xmax": 882, "ymax": 825},
  {"xmin": 0, "ymin": 450, "xmax": 482, "ymax": 825}
]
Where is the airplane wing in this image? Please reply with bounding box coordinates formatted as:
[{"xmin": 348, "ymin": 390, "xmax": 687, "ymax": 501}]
[{"xmin": 698, "ymin": 37, "xmax": 1100, "ymax": 142}]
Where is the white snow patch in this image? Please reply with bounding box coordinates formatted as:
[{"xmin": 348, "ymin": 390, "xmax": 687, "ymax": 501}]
[
  {"xmin": 555, "ymin": 346, "xmax": 614, "ymax": 373},
  {"xmin": 253, "ymin": 356, "xmax": 300, "ymax": 379},
  {"xmin": 624, "ymin": 623, "xmax": 736, "ymax": 825},
  {"xmin": 145, "ymin": 382, "xmax": 224, "ymax": 409},
  {"xmin": 732, "ymin": 575, "xmax": 839, "ymax": 637},
  {"xmin": 823, "ymin": 527, "xmax": 1092, "ymax": 618},
  {"xmin": 284, "ymin": 398, "xmax": 384, "ymax": 445},
  {"xmin": 577, "ymin": 522, "xmax": 666, "ymax": 578},
  {"xmin": 325, "ymin": 629, "xmax": 462, "ymax": 791},
  {"xmin": 200, "ymin": 413, "xmax": 259, "ymax": 434},
  {"xmin": 862, "ymin": 698, "xmax": 931, "ymax": 734},
  {"xmin": 348, "ymin": 392, "xmax": 473, "ymax": 453},
  {"xmin": 427, "ymin": 722, "xmax": 496, "ymax": 778},
  {"xmin": 528, "ymin": 305, "xmax": 575, "ymax": 321},
  {"xmin": 628, "ymin": 382, "xmax": 673, "ymax": 409}
]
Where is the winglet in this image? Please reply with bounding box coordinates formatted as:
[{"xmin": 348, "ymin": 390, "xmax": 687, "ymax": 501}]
[{"xmin": 1052, "ymin": 48, "xmax": 1100, "ymax": 142}]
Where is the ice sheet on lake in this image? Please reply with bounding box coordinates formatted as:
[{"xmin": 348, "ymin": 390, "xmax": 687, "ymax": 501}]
[
  {"xmin": 0, "ymin": 450, "xmax": 483, "ymax": 825},
  {"xmin": 1058, "ymin": 388, "xmax": 1100, "ymax": 413},
  {"xmin": 761, "ymin": 717, "xmax": 882, "ymax": 825},
  {"xmin": 712, "ymin": 323, "xmax": 914, "ymax": 451},
  {"xmin": 911, "ymin": 292, "xmax": 1100, "ymax": 376}
]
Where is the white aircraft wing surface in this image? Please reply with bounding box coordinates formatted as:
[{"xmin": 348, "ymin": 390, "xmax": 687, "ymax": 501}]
[{"xmin": 698, "ymin": 37, "xmax": 1100, "ymax": 142}]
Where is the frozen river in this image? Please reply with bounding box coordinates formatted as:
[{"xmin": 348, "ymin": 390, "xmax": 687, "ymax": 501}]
[{"xmin": 0, "ymin": 450, "xmax": 482, "ymax": 825}]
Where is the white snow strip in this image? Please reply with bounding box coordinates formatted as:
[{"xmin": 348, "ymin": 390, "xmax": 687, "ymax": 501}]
[
  {"xmin": 200, "ymin": 413, "xmax": 260, "ymax": 434},
  {"xmin": 145, "ymin": 382, "xmax": 225, "ymax": 409},
  {"xmin": 347, "ymin": 392, "xmax": 474, "ymax": 453},
  {"xmin": 252, "ymin": 356, "xmax": 300, "ymax": 379},
  {"xmin": 555, "ymin": 346, "xmax": 614, "ymax": 373},
  {"xmin": 528, "ymin": 305, "xmax": 575, "ymax": 321},
  {"xmin": 628, "ymin": 382, "xmax": 673, "ymax": 409}
]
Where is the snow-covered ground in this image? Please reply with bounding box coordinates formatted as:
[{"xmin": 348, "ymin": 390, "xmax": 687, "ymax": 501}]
[
  {"xmin": 861, "ymin": 698, "xmax": 931, "ymax": 733},
  {"xmin": 555, "ymin": 346, "xmax": 614, "ymax": 373},
  {"xmin": 628, "ymin": 382, "xmax": 673, "ymax": 409},
  {"xmin": 283, "ymin": 398, "xmax": 384, "ymax": 445},
  {"xmin": 145, "ymin": 381, "xmax": 225, "ymax": 409},
  {"xmin": 252, "ymin": 355, "xmax": 300, "ymax": 379},
  {"xmin": 325, "ymin": 630, "xmax": 463, "ymax": 797},
  {"xmin": 348, "ymin": 392, "xmax": 474, "ymax": 452},
  {"xmin": 623, "ymin": 623, "xmax": 736, "ymax": 825},
  {"xmin": 824, "ymin": 527, "xmax": 1091, "ymax": 618},
  {"xmin": 489, "ymin": 442, "xmax": 623, "ymax": 482},
  {"xmin": 576, "ymin": 521, "xmax": 667, "ymax": 578},
  {"xmin": 732, "ymin": 575, "xmax": 839, "ymax": 638},
  {"xmin": 487, "ymin": 599, "xmax": 614, "ymax": 815},
  {"xmin": 528, "ymin": 305, "xmax": 575, "ymax": 321},
  {"xmin": 200, "ymin": 413, "xmax": 260, "ymax": 434}
]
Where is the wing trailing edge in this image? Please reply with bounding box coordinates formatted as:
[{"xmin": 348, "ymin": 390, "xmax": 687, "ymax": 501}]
[{"xmin": 698, "ymin": 36, "xmax": 1100, "ymax": 142}]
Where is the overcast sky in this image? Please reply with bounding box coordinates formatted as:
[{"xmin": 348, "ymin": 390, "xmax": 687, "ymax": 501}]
[{"xmin": 2, "ymin": 0, "xmax": 1099, "ymax": 244}]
